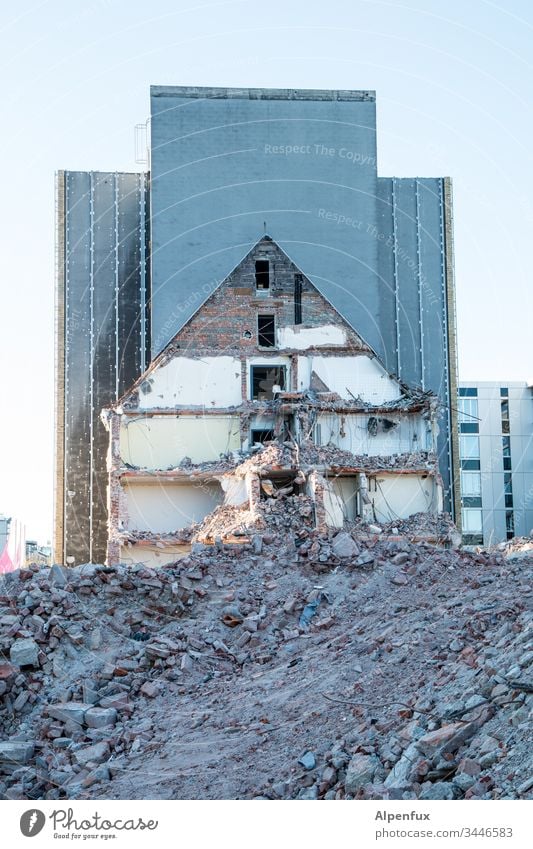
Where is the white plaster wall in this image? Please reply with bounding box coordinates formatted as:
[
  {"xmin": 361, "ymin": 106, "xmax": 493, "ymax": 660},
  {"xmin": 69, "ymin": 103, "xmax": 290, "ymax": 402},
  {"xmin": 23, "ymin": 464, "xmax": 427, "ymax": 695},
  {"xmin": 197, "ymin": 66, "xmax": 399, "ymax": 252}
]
[
  {"xmin": 277, "ymin": 324, "xmax": 347, "ymax": 350},
  {"xmin": 369, "ymin": 475, "xmax": 438, "ymax": 523},
  {"xmin": 331, "ymin": 477, "xmax": 359, "ymax": 522},
  {"xmin": 298, "ymin": 355, "xmax": 401, "ymax": 403},
  {"xmin": 322, "ymin": 484, "xmax": 347, "ymax": 528},
  {"xmin": 119, "ymin": 543, "xmax": 191, "ymax": 567},
  {"xmin": 138, "ymin": 356, "xmax": 242, "ymax": 409},
  {"xmin": 221, "ymin": 476, "xmax": 249, "ymax": 506},
  {"xmin": 316, "ymin": 413, "xmax": 426, "ymax": 456},
  {"xmin": 123, "ymin": 481, "xmax": 223, "ymax": 532},
  {"xmin": 120, "ymin": 416, "xmax": 241, "ymax": 468}
]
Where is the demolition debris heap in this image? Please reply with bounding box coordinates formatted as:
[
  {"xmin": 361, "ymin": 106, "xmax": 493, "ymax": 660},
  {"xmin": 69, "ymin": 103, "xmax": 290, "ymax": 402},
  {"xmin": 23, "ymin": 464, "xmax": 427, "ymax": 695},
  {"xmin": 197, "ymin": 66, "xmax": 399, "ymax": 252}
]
[{"xmin": 0, "ymin": 520, "xmax": 531, "ymax": 801}]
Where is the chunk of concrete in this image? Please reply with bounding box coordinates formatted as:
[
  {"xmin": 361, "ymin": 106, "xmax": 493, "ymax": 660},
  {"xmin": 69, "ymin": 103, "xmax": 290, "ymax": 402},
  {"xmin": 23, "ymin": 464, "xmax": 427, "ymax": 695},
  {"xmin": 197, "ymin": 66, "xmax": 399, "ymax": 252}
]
[
  {"xmin": 10, "ymin": 638, "xmax": 39, "ymax": 668},
  {"xmin": 0, "ymin": 741, "xmax": 35, "ymax": 765},
  {"xmin": 46, "ymin": 702, "xmax": 93, "ymax": 725},
  {"xmin": 384, "ymin": 742, "xmax": 419, "ymax": 789},
  {"xmin": 73, "ymin": 741, "xmax": 110, "ymax": 766},
  {"xmin": 332, "ymin": 532, "xmax": 358, "ymax": 559},
  {"xmin": 345, "ymin": 754, "xmax": 379, "ymax": 794},
  {"xmin": 84, "ymin": 707, "xmax": 117, "ymax": 729},
  {"xmin": 49, "ymin": 563, "xmax": 68, "ymax": 587}
]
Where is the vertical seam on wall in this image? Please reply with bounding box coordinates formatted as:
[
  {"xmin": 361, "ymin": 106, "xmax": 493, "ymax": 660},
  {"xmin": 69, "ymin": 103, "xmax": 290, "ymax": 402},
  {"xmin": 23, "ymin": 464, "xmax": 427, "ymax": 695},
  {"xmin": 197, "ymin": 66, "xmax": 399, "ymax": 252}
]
[
  {"xmin": 114, "ymin": 173, "xmax": 120, "ymax": 399},
  {"xmin": 442, "ymin": 177, "xmax": 460, "ymax": 527},
  {"xmin": 415, "ymin": 180, "xmax": 425, "ymax": 390},
  {"xmin": 56, "ymin": 172, "xmax": 67, "ymax": 565},
  {"xmin": 391, "ymin": 179, "xmax": 400, "ymax": 379},
  {"xmin": 140, "ymin": 173, "xmax": 147, "ymax": 374},
  {"xmin": 89, "ymin": 173, "xmax": 95, "ymax": 562},
  {"xmin": 439, "ymin": 178, "xmax": 453, "ymax": 517}
]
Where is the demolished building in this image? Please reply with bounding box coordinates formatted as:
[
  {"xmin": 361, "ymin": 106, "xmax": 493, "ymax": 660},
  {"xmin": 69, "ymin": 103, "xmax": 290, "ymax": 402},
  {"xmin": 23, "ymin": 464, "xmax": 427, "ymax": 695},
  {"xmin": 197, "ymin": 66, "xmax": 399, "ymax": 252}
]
[
  {"xmin": 102, "ymin": 238, "xmax": 444, "ymax": 567},
  {"xmin": 55, "ymin": 85, "xmax": 459, "ymax": 566}
]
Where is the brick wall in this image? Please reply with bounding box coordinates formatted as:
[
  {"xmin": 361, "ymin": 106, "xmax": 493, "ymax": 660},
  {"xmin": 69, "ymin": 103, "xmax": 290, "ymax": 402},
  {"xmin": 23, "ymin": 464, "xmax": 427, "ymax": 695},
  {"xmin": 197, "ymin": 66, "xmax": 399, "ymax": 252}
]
[{"xmin": 163, "ymin": 238, "xmax": 369, "ymax": 358}]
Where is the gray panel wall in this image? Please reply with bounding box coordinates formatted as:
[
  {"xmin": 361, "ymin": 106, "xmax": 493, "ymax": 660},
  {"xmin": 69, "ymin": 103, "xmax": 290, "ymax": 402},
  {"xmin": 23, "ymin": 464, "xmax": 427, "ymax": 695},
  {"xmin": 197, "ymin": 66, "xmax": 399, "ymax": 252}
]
[
  {"xmin": 376, "ymin": 177, "xmax": 452, "ymax": 504},
  {"xmin": 150, "ymin": 87, "xmax": 379, "ymax": 354},
  {"xmin": 59, "ymin": 171, "xmax": 149, "ymax": 564}
]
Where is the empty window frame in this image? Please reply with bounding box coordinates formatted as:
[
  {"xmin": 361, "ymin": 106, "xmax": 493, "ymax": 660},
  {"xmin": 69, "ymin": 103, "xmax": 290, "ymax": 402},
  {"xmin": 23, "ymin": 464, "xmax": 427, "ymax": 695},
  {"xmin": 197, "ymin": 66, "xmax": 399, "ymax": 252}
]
[
  {"xmin": 251, "ymin": 365, "xmax": 286, "ymax": 400},
  {"xmin": 255, "ymin": 259, "xmax": 270, "ymax": 290},
  {"xmin": 506, "ymin": 510, "xmax": 514, "ymax": 539},
  {"xmin": 257, "ymin": 314, "xmax": 276, "ymax": 347},
  {"xmin": 250, "ymin": 428, "xmax": 274, "ymax": 444}
]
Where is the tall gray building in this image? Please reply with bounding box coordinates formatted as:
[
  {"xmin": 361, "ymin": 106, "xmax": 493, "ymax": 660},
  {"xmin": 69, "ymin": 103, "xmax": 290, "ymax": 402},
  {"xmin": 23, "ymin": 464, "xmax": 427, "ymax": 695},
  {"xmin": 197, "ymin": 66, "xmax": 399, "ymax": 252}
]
[
  {"xmin": 458, "ymin": 381, "xmax": 533, "ymax": 545},
  {"xmin": 54, "ymin": 86, "xmax": 459, "ymax": 564},
  {"xmin": 54, "ymin": 172, "xmax": 149, "ymax": 564}
]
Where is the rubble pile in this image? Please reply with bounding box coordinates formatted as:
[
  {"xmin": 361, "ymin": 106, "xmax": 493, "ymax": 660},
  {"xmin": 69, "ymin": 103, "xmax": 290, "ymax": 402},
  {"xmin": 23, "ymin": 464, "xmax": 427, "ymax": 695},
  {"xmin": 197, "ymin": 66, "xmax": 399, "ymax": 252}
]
[
  {"xmin": 376, "ymin": 511, "xmax": 460, "ymax": 540},
  {"xmin": 299, "ymin": 444, "xmax": 437, "ymax": 472},
  {"xmin": 0, "ymin": 529, "xmax": 531, "ymax": 801}
]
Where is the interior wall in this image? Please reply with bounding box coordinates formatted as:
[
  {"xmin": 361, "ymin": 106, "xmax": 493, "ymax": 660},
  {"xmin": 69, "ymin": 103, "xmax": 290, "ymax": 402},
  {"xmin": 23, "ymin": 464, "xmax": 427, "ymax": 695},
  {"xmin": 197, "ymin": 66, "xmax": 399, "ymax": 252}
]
[
  {"xmin": 330, "ymin": 476, "xmax": 359, "ymax": 522},
  {"xmin": 297, "ymin": 355, "xmax": 401, "ymax": 403},
  {"xmin": 138, "ymin": 356, "xmax": 242, "ymax": 409},
  {"xmin": 316, "ymin": 413, "xmax": 427, "ymax": 455},
  {"xmin": 120, "ymin": 416, "xmax": 241, "ymax": 468},
  {"xmin": 277, "ymin": 324, "xmax": 347, "ymax": 349},
  {"xmin": 369, "ymin": 474, "xmax": 437, "ymax": 523},
  {"xmin": 123, "ymin": 481, "xmax": 223, "ymax": 532},
  {"xmin": 119, "ymin": 543, "xmax": 191, "ymax": 568}
]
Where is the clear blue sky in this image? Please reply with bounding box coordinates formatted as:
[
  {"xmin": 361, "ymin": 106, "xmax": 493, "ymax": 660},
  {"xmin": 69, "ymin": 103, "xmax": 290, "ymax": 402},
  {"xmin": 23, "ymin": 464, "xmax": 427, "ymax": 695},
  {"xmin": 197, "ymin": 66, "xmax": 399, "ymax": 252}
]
[{"xmin": 0, "ymin": 0, "xmax": 532, "ymax": 543}]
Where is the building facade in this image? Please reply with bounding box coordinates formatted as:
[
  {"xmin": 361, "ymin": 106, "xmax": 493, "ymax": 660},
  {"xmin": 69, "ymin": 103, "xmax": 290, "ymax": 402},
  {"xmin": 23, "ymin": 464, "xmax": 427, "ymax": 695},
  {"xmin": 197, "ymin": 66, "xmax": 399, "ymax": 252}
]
[
  {"xmin": 103, "ymin": 238, "xmax": 443, "ymax": 568},
  {"xmin": 458, "ymin": 381, "xmax": 533, "ymax": 545},
  {"xmin": 55, "ymin": 86, "xmax": 459, "ymax": 565}
]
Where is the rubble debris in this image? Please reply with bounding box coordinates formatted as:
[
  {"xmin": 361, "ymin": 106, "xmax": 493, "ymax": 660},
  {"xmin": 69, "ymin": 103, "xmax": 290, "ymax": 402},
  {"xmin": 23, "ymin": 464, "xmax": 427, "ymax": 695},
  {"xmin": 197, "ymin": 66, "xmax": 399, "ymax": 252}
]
[{"xmin": 1, "ymin": 528, "xmax": 531, "ymax": 802}]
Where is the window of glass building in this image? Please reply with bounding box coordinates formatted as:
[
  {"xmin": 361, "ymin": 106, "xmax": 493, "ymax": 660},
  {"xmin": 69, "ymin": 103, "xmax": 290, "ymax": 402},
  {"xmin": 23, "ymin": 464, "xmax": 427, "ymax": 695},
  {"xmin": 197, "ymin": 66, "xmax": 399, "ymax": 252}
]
[
  {"xmin": 461, "ymin": 471, "xmax": 481, "ymax": 497},
  {"xmin": 460, "ymin": 435, "xmax": 480, "ymax": 460},
  {"xmin": 458, "ymin": 397, "xmax": 479, "ymax": 421},
  {"xmin": 461, "ymin": 459, "xmax": 481, "ymax": 471},
  {"xmin": 501, "ymin": 399, "xmax": 510, "ymax": 433},
  {"xmin": 462, "ymin": 508, "xmax": 483, "ymax": 545}
]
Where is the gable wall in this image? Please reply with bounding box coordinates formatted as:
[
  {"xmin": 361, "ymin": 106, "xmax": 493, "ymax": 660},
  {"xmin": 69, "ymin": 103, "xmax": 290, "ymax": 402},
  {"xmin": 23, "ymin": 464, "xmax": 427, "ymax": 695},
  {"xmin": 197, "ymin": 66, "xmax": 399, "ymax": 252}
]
[{"xmin": 165, "ymin": 239, "xmax": 368, "ymax": 356}]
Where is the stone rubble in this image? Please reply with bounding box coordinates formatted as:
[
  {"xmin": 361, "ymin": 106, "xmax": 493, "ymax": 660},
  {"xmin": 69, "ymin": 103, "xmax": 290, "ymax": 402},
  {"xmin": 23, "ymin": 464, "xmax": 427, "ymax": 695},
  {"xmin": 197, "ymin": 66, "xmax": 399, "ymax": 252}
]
[{"xmin": 0, "ymin": 522, "xmax": 531, "ymax": 801}]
